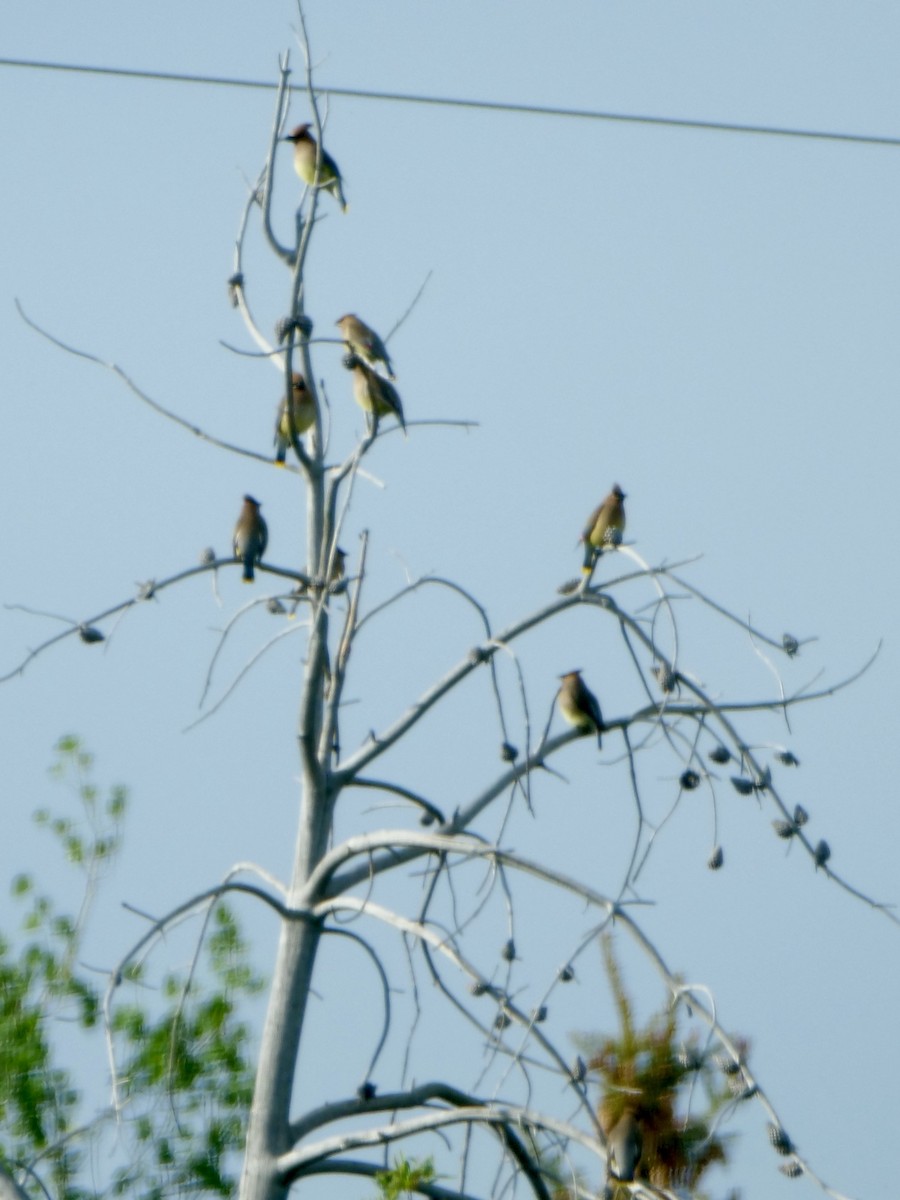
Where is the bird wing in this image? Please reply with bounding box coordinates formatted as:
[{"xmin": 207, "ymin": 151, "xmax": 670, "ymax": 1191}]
[
  {"xmin": 582, "ymin": 685, "xmax": 604, "ymax": 729},
  {"xmin": 582, "ymin": 503, "xmax": 605, "ymax": 543}
]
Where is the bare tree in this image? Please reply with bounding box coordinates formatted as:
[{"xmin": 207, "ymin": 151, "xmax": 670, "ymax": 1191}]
[{"xmin": 4, "ymin": 20, "xmax": 892, "ymax": 1200}]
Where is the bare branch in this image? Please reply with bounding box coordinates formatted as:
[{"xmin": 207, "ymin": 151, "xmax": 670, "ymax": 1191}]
[
  {"xmin": 278, "ymin": 1101, "xmax": 606, "ymax": 1183},
  {"xmin": 16, "ymin": 301, "xmax": 288, "ymax": 470},
  {"xmin": 2, "ymin": 559, "xmax": 309, "ymax": 684},
  {"xmin": 385, "ymin": 269, "xmax": 434, "ymax": 345},
  {"xmin": 323, "ymin": 925, "xmax": 392, "ymax": 1084},
  {"xmin": 0, "ymin": 1164, "xmax": 38, "ymax": 1200},
  {"xmin": 293, "ymin": 1159, "xmax": 482, "ymax": 1200}
]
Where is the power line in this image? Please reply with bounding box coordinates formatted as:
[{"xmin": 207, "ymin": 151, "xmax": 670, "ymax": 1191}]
[{"xmin": 3, "ymin": 55, "xmax": 900, "ymax": 149}]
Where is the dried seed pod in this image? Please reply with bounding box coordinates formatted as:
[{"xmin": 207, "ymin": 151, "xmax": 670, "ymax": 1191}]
[
  {"xmin": 572, "ymin": 1055, "xmax": 586, "ymax": 1083},
  {"xmin": 501, "ymin": 938, "xmax": 516, "ymax": 962},
  {"xmin": 558, "ymin": 964, "xmax": 575, "ymax": 983},
  {"xmin": 792, "ymin": 804, "xmax": 808, "ymax": 826},
  {"xmin": 199, "ymin": 546, "xmax": 217, "ymax": 565},
  {"xmin": 755, "ymin": 765, "xmax": 772, "ymax": 791},
  {"xmin": 493, "ymin": 1012, "xmax": 511, "ymax": 1032},
  {"xmin": 226, "ymin": 272, "xmax": 244, "ymax": 306},
  {"xmin": 500, "ymin": 741, "xmax": 518, "ymax": 762},
  {"xmin": 557, "ymin": 578, "xmax": 581, "ymax": 595},
  {"xmin": 266, "ymin": 598, "xmax": 287, "ymax": 615},
  {"xmin": 654, "ymin": 663, "xmax": 679, "ymax": 693},
  {"xmin": 709, "ymin": 745, "xmax": 732, "ymax": 764},
  {"xmin": 768, "ymin": 1124, "xmax": 794, "ymax": 1156},
  {"xmin": 532, "ymin": 1005, "xmax": 548, "ymax": 1023},
  {"xmin": 419, "ymin": 811, "xmax": 435, "ymax": 826},
  {"xmin": 777, "ymin": 750, "xmax": 800, "ymax": 767},
  {"xmin": 357, "ymin": 1081, "xmax": 376, "ymax": 1101},
  {"xmin": 717, "ymin": 1055, "xmax": 743, "ymax": 1076},
  {"xmin": 707, "ymin": 845, "xmax": 724, "ymax": 870},
  {"xmin": 470, "ymin": 980, "xmax": 490, "ymax": 997},
  {"xmin": 78, "ymin": 625, "xmax": 104, "ymax": 644},
  {"xmin": 680, "ymin": 769, "xmax": 701, "ymax": 790},
  {"xmin": 782, "ymin": 633, "xmax": 800, "ymax": 657},
  {"xmin": 276, "ymin": 314, "xmax": 313, "ymax": 342},
  {"xmin": 779, "ymin": 1161, "xmax": 803, "ymax": 1178},
  {"xmin": 137, "ymin": 579, "xmax": 157, "ymax": 601},
  {"xmin": 731, "ymin": 776, "xmax": 755, "ymax": 796},
  {"xmin": 814, "ymin": 840, "xmax": 831, "ymax": 868},
  {"xmin": 677, "ymin": 1046, "xmax": 704, "ymax": 1071},
  {"xmin": 772, "ymin": 820, "xmax": 797, "ymax": 840}
]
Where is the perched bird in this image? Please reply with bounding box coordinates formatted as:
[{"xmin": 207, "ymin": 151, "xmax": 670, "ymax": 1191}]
[
  {"xmin": 288, "ymin": 548, "xmax": 346, "ymax": 617},
  {"xmin": 329, "ymin": 547, "xmax": 347, "ymax": 586},
  {"xmin": 233, "ymin": 495, "xmax": 268, "ymax": 583},
  {"xmin": 581, "ymin": 484, "xmax": 626, "ymax": 574},
  {"xmin": 282, "ymin": 123, "xmax": 347, "ymax": 211},
  {"xmin": 274, "ymin": 373, "xmax": 316, "ymax": 464},
  {"xmin": 336, "ymin": 314, "xmax": 396, "ymax": 379},
  {"xmin": 557, "ymin": 670, "xmax": 604, "ymax": 748},
  {"xmin": 345, "ymin": 354, "xmax": 407, "ymax": 436},
  {"xmin": 607, "ymin": 1110, "xmax": 643, "ymax": 1183}
]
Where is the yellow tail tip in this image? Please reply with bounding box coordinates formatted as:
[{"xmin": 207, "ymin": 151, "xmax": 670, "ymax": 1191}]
[{"xmin": 274, "ymin": 461, "xmax": 286, "ymax": 468}]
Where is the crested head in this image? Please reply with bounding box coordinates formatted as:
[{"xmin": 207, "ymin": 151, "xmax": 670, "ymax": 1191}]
[
  {"xmin": 559, "ymin": 669, "xmax": 583, "ymax": 680},
  {"xmin": 243, "ymin": 494, "xmax": 261, "ymax": 508},
  {"xmin": 336, "ymin": 314, "xmax": 357, "ymax": 327},
  {"xmin": 611, "ymin": 484, "xmax": 626, "ymax": 499},
  {"xmin": 291, "ymin": 373, "xmax": 307, "ymax": 391},
  {"xmin": 285, "ymin": 123, "xmax": 314, "ymax": 143}
]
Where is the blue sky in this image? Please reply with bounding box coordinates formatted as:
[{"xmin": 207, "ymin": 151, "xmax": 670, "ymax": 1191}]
[{"xmin": 2, "ymin": 4, "xmax": 899, "ymax": 1198}]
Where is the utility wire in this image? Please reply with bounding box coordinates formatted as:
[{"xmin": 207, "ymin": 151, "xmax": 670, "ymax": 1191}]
[{"xmin": 3, "ymin": 55, "xmax": 900, "ymax": 149}]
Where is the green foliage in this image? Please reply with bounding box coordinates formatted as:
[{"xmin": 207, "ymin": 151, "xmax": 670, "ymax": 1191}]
[
  {"xmin": 108, "ymin": 904, "xmax": 262, "ymax": 1199},
  {"xmin": 0, "ymin": 738, "xmax": 263, "ymax": 1200},
  {"xmin": 575, "ymin": 936, "xmax": 737, "ymax": 1198},
  {"xmin": 375, "ymin": 1156, "xmax": 437, "ymax": 1200},
  {"xmin": 0, "ymin": 737, "xmax": 119, "ymax": 1198}
]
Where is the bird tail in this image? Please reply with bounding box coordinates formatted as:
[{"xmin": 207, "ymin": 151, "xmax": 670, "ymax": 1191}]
[
  {"xmin": 242, "ymin": 559, "xmax": 255, "ymax": 583},
  {"xmin": 581, "ymin": 541, "xmax": 598, "ymax": 574},
  {"xmin": 274, "ymin": 439, "xmax": 287, "ymax": 466}
]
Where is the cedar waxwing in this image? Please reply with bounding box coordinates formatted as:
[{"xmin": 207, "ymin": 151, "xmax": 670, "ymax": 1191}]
[
  {"xmin": 581, "ymin": 485, "xmax": 626, "ymax": 574},
  {"xmin": 557, "ymin": 670, "xmax": 604, "ymax": 747},
  {"xmin": 274, "ymin": 374, "xmax": 316, "ymax": 464},
  {"xmin": 607, "ymin": 1110, "xmax": 642, "ymax": 1183},
  {"xmin": 329, "ymin": 547, "xmax": 347, "ymax": 585},
  {"xmin": 336, "ymin": 314, "xmax": 396, "ymax": 379},
  {"xmin": 345, "ymin": 355, "xmax": 407, "ymax": 436},
  {"xmin": 288, "ymin": 547, "xmax": 346, "ymax": 616},
  {"xmin": 282, "ymin": 124, "xmax": 347, "ymax": 211},
  {"xmin": 233, "ymin": 495, "xmax": 268, "ymax": 583}
]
